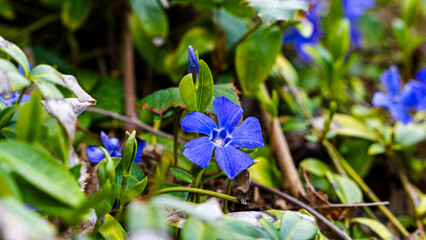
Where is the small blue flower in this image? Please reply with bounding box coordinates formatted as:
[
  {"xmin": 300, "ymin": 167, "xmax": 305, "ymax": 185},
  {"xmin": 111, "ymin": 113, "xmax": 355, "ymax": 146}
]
[
  {"xmin": 181, "ymin": 96, "xmax": 264, "ymax": 179},
  {"xmin": 372, "ymin": 66, "xmax": 418, "ymax": 124},
  {"xmin": 406, "ymin": 67, "xmax": 426, "ymax": 111},
  {"xmin": 283, "ymin": 1, "xmax": 322, "ymax": 62},
  {"xmin": 342, "ymin": 0, "xmax": 375, "ymax": 48},
  {"xmin": 188, "ymin": 45, "xmax": 199, "ymax": 78},
  {"xmin": 86, "ymin": 131, "xmax": 146, "ymax": 163}
]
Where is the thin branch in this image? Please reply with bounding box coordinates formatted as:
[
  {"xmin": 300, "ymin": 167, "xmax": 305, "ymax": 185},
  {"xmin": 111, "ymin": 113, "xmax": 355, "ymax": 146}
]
[
  {"xmin": 85, "ymin": 107, "xmax": 187, "ymax": 145},
  {"xmin": 252, "ymin": 181, "xmax": 352, "ymax": 240},
  {"xmin": 314, "ymin": 202, "xmax": 390, "ymax": 209}
]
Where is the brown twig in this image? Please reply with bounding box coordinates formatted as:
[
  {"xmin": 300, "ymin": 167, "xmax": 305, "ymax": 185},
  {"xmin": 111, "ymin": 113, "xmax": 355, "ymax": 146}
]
[
  {"xmin": 85, "ymin": 107, "xmax": 187, "ymax": 145},
  {"xmin": 123, "ymin": 11, "xmax": 137, "ymax": 131},
  {"xmin": 252, "ymin": 181, "xmax": 352, "ymax": 240}
]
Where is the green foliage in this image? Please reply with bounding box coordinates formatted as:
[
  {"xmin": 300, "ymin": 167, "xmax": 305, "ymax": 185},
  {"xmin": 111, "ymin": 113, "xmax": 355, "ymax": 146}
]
[
  {"xmin": 171, "ymin": 168, "xmax": 193, "ymax": 183},
  {"xmin": 247, "ymin": 0, "xmax": 308, "ymax": 23},
  {"xmin": 16, "ymin": 91, "xmax": 43, "ymax": 142},
  {"xmin": 61, "ymin": 0, "xmax": 92, "ymax": 31},
  {"xmin": 179, "ymin": 73, "xmax": 198, "ymax": 112},
  {"xmin": 197, "ymin": 60, "xmax": 214, "ymax": 113},
  {"xmin": 129, "ymin": 0, "xmax": 169, "ymax": 40},
  {"xmin": 99, "ymin": 214, "xmax": 129, "ymax": 240}
]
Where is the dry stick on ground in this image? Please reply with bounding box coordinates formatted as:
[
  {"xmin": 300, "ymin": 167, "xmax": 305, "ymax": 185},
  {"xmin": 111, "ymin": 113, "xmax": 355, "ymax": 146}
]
[
  {"xmin": 123, "ymin": 11, "xmax": 137, "ymax": 131},
  {"xmin": 260, "ymin": 84, "xmax": 306, "ymax": 198},
  {"xmin": 252, "ymin": 181, "xmax": 352, "ymax": 240},
  {"xmin": 86, "ymin": 107, "xmax": 187, "ymax": 145}
]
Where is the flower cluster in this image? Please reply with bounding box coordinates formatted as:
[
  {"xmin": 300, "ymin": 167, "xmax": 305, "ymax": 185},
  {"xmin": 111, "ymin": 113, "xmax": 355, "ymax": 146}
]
[
  {"xmin": 372, "ymin": 66, "xmax": 426, "ymax": 124},
  {"xmin": 342, "ymin": 0, "xmax": 375, "ymax": 48},
  {"xmin": 86, "ymin": 131, "xmax": 146, "ymax": 163},
  {"xmin": 282, "ymin": 1, "xmax": 322, "ymax": 62},
  {"xmin": 181, "ymin": 96, "xmax": 264, "ymax": 179}
]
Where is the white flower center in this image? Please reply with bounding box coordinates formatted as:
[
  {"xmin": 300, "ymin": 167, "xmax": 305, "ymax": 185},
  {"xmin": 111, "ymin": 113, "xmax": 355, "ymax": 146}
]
[{"xmin": 214, "ymin": 139, "xmax": 224, "ymax": 146}]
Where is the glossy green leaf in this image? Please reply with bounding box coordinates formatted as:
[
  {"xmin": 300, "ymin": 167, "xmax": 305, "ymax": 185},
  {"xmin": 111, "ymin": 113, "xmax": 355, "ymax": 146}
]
[
  {"xmin": 332, "ymin": 114, "xmax": 376, "ymax": 141},
  {"xmin": 61, "ymin": 0, "xmax": 92, "ymax": 31},
  {"xmin": 0, "ymin": 36, "xmax": 30, "ymax": 76},
  {"xmin": 247, "ymin": 0, "xmax": 308, "ymax": 23},
  {"xmin": 197, "ymin": 60, "xmax": 214, "ymax": 113},
  {"xmin": 127, "ymin": 201, "xmax": 169, "ymax": 233},
  {"xmin": 29, "ymin": 64, "xmax": 66, "ymax": 87},
  {"xmin": 16, "ymin": 91, "xmax": 43, "ymax": 142},
  {"xmin": 236, "ymin": 25, "xmax": 282, "ymax": 95},
  {"xmin": 223, "ymin": 0, "xmax": 254, "ymax": 18},
  {"xmin": 129, "ymin": 0, "xmax": 168, "ymax": 39},
  {"xmin": 33, "ymin": 79, "xmax": 64, "ymax": 99},
  {"xmin": 0, "ymin": 105, "xmax": 17, "ymax": 129},
  {"xmin": 326, "ymin": 172, "xmax": 362, "ymax": 204},
  {"xmin": 368, "ymin": 143, "xmax": 385, "ymax": 155},
  {"xmin": 0, "ymin": 59, "xmax": 31, "ymax": 91},
  {"xmin": 258, "ymin": 216, "xmax": 280, "ymax": 240},
  {"xmin": 120, "ymin": 177, "xmax": 148, "ymax": 205},
  {"xmin": 395, "ymin": 123, "xmax": 426, "ymax": 147},
  {"xmin": 181, "ymin": 217, "xmax": 209, "ymax": 240},
  {"xmin": 326, "ymin": 19, "xmax": 350, "ymax": 60},
  {"xmin": 299, "ymin": 158, "xmax": 333, "ymax": 177},
  {"xmin": 0, "ymin": 198, "xmax": 56, "ymax": 239},
  {"xmin": 0, "ymin": 165, "xmax": 21, "ymax": 199},
  {"xmin": 340, "ymin": 140, "xmax": 374, "ymax": 178},
  {"xmin": 280, "ymin": 211, "xmax": 317, "ymax": 240},
  {"xmin": 121, "ymin": 131, "xmax": 137, "ymax": 177},
  {"xmin": 45, "ymin": 116, "xmax": 70, "ymax": 161},
  {"xmin": 0, "ymin": 141, "xmax": 86, "ymax": 208},
  {"xmin": 248, "ymin": 157, "xmax": 280, "ymax": 188},
  {"xmin": 99, "ymin": 213, "xmax": 129, "ymax": 240},
  {"xmin": 351, "ymin": 218, "xmax": 393, "ymax": 240},
  {"xmin": 179, "ymin": 73, "xmax": 198, "ymax": 112},
  {"xmin": 170, "ymin": 168, "xmax": 193, "ymax": 183},
  {"xmin": 139, "ymin": 83, "xmax": 239, "ymax": 117}
]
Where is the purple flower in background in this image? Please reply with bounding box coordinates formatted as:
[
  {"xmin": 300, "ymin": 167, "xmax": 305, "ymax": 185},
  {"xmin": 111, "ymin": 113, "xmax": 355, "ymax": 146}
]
[
  {"xmin": 283, "ymin": 1, "xmax": 322, "ymax": 62},
  {"xmin": 86, "ymin": 131, "xmax": 146, "ymax": 163},
  {"xmin": 342, "ymin": 0, "xmax": 375, "ymax": 48},
  {"xmin": 372, "ymin": 66, "xmax": 418, "ymax": 124},
  {"xmin": 404, "ymin": 67, "xmax": 426, "ymax": 111},
  {"xmin": 188, "ymin": 45, "xmax": 199, "ymax": 78},
  {"xmin": 181, "ymin": 96, "xmax": 264, "ymax": 179}
]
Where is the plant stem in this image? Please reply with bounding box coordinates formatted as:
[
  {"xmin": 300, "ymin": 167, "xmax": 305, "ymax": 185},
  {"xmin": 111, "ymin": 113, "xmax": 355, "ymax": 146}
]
[
  {"xmin": 152, "ymin": 187, "xmax": 239, "ymax": 203},
  {"xmin": 115, "ymin": 176, "xmax": 128, "ymax": 219},
  {"xmin": 15, "ymin": 89, "xmax": 26, "ymax": 105},
  {"xmin": 222, "ymin": 178, "xmax": 233, "ymax": 213}
]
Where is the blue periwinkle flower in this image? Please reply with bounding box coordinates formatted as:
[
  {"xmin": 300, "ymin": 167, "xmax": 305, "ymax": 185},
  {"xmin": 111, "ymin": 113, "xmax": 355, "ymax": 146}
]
[
  {"xmin": 372, "ymin": 66, "xmax": 418, "ymax": 124},
  {"xmin": 86, "ymin": 131, "xmax": 146, "ymax": 163},
  {"xmin": 405, "ymin": 67, "xmax": 426, "ymax": 111},
  {"xmin": 283, "ymin": 1, "xmax": 322, "ymax": 62},
  {"xmin": 188, "ymin": 45, "xmax": 199, "ymax": 78},
  {"xmin": 181, "ymin": 96, "xmax": 264, "ymax": 179},
  {"xmin": 342, "ymin": 0, "xmax": 375, "ymax": 48}
]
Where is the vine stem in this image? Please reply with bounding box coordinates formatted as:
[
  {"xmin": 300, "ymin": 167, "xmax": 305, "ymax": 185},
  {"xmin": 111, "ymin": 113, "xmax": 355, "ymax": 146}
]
[
  {"xmin": 222, "ymin": 178, "xmax": 233, "ymax": 213},
  {"xmin": 151, "ymin": 187, "xmax": 239, "ymax": 203},
  {"xmin": 115, "ymin": 177, "xmax": 128, "ymax": 219}
]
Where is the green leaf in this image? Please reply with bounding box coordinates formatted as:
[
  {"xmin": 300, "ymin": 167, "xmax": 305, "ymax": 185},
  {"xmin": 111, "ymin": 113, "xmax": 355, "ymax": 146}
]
[
  {"xmin": 258, "ymin": 216, "xmax": 280, "ymax": 240},
  {"xmin": 223, "ymin": 0, "xmax": 254, "ymax": 18},
  {"xmin": 0, "ymin": 105, "xmax": 18, "ymax": 129},
  {"xmin": 351, "ymin": 218, "xmax": 393, "ymax": 240},
  {"xmin": 368, "ymin": 143, "xmax": 385, "ymax": 155},
  {"xmin": 139, "ymin": 83, "xmax": 239, "ymax": 117},
  {"xmin": 0, "ymin": 36, "xmax": 30, "ymax": 76},
  {"xmin": 179, "ymin": 73, "xmax": 198, "ymax": 112},
  {"xmin": 121, "ymin": 131, "xmax": 137, "ymax": 177},
  {"xmin": 326, "ymin": 19, "xmax": 350, "ymax": 61},
  {"xmin": 197, "ymin": 60, "xmax": 214, "ymax": 113},
  {"xmin": 29, "ymin": 64, "xmax": 67, "ymax": 87},
  {"xmin": 326, "ymin": 172, "xmax": 362, "ymax": 204},
  {"xmin": 120, "ymin": 177, "xmax": 148, "ymax": 205},
  {"xmin": 0, "ymin": 198, "xmax": 56, "ymax": 239},
  {"xmin": 16, "ymin": 91, "xmax": 43, "ymax": 142},
  {"xmin": 181, "ymin": 217, "xmax": 208, "ymax": 240},
  {"xmin": 33, "ymin": 79, "xmax": 64, "ymax": 99},
  {"xmin": 45, "ymin": 116, "xmax": 70, "ymax": 161},
  {"xmin": 0, "ymin": 141, "xmax": 86, "ymax": 207},
  {"xmin": 236, "ymin": 25, "xmax": 282, "ymax": 95},
  {"xmin": 248, "ymin": 157, "xmax": 280, "ymax": 188},
  {"xmin": 170, "ymin": 168, "xmax": 193, "ymax": 183},
  {"xmin": 0, "ymin": 0, "xmax": 15, "ymax": 20},
  {"xmin": 340, "ymin": 139, "xmax": 374, "ymax": 178},
  {"xmin": 280, "ymin": 211, "xmax": 317, "ymax": 240},
  {"xmin": 395, "ymin": 123, "xmax": 426, "ymax": 147},
  {"xmin": 0, "ymin": 59, "xmax": 31, "ymax": 91},
  {"xmin": 247, "ymin": 0, "xmax": 308, "ymax": 23},
  {"xmin": 127, "ymin": 201, "xmax": 169, "ymax": 233},
  {"xmin": 129, "ymin": 0, "xmax": 168, "ymax": 39},
  {"xmin": 0, "ymin": 165, "xmax": 21, "ymax": 199},
  {"xmin": 332, "ymin": 114, "xmax": 376, "ymax": 141},
  {"xmin": 61, "ymin": 0, "xmax": 92, "ymax": 31},
  {"xmin": 99, "ymin": 213, "xmax": 129, "ymax": 240},
  {"xmin": 299, "ymin": 158, "xmax": 333, "ymax": 177}
]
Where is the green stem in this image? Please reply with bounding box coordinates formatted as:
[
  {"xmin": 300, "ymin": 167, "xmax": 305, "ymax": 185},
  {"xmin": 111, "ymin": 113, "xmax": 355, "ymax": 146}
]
[
  {"xmin": 223, "ymin": 178, "xmax": 233, "ymax": 213},
  {"xmin": 153, "ymin": 187, "xmax": 239, "ymax": 203},
  {"xmin": 15, "ymin": 89, "xmax": 26, "ymax": 105}
]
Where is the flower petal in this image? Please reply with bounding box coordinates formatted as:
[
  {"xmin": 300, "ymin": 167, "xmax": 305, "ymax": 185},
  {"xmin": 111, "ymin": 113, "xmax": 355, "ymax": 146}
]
[
  {"xmin": 134, "ymin": 136, "xmax": 146, "ymax": 163},
  {"xmin": 183, "ymin": 137, "xmax": 215, "ymax": 168},
  {"xmin": 188, "ymin": 45, "xmax": 199, "ymax": 77},
  {"xmin": 380, "ymin": 66, "xmax": 401, "ymax": 96},
  {"xmin": 372, "ymin": 92, "xmax": 391, "ymax": 108},
  {"xmin": 213, "ymin": 96, "xmax": 242, "ymax": 133},
  {"xmin": 398, "ymin": 82, "xmax": 420, "ymax": 109},
  {"xmin": 215, "ymin": 146, "xmax": 254, "ymax": 179},
  {"xmin": 416, "ymin": 66, "xmax": 426, "ymax": 85},
  {"xmin": 86, "ymin": 146, "xmax": 105, "ymax": 163},
  {"xmin": 100, "ymin": 131, "xmax": 120, "ymax": 152},
  {"xmin": 388, "ymin": 104, "xmax": 412, "ymax": 124},
  {"xmin": 228, "ymin": 117, "xmax": 264, "ymax": 149},
  {"xmin": 181, "ymin": 112, "xmax": 217, "ymax": 136}
]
